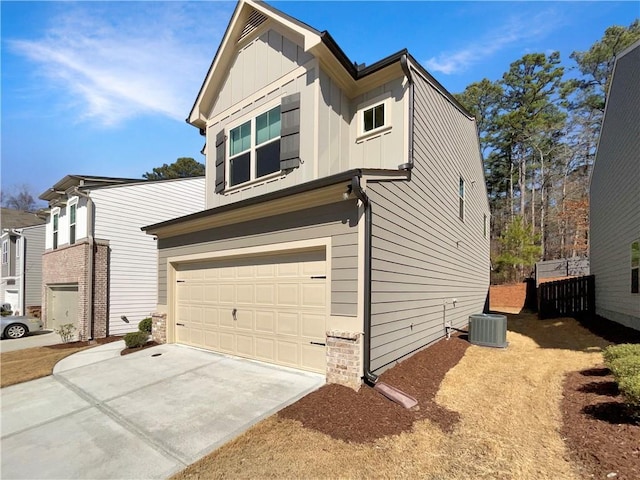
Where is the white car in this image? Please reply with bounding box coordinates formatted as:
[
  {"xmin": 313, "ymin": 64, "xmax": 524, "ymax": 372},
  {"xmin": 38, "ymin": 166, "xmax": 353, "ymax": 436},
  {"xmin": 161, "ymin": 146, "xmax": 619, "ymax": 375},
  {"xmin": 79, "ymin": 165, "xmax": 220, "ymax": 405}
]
[{"xmin": 1, "ymin": 316, "xmax": 44, "ymax": 339}]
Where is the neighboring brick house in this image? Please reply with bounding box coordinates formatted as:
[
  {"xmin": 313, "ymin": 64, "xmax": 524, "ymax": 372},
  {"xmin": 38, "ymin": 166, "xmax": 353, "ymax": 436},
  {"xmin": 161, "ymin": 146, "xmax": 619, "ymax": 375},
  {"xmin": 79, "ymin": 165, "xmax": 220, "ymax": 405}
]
[
  {"xmin": 40, "ymin": 175, "xmax": 205, "ymax": 340},
  {"xmin": 1, "ymin": 208, "xmax": 46, "ymax": 317},
  {"xmin": 143, "ymin": 0, "xmax": 490, "ymax": 389}
]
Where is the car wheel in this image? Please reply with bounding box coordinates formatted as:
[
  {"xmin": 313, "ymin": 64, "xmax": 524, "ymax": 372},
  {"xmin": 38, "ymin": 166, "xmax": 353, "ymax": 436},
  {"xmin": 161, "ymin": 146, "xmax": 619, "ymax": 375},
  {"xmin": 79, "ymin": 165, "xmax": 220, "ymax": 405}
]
[{"xmin": 4, "ymin": 324, "xmax": 27, "ymax": 339}]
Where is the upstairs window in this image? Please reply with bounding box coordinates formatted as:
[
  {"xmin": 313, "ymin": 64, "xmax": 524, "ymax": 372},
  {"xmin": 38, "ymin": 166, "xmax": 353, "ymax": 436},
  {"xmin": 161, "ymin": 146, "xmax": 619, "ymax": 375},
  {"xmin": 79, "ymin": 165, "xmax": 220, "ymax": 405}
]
[
  {"xmin": 53, "ymin": 212, "xmax": 59, "ymax": 250},
  {"xmin": 363, "ymin": 103, "xmax": 385, "ymax": 132},
  {"xmin": 1, "ymin": 240, "xmax": 7, "ymax": 264},
  {"xmin": 483, "ymin": 214, "xmax": 488, "ymax": 238},
  {"xmin": 632, "ymin": 240, "xmax": 639, "ymax": 294},
  {"xmin": 459, "ymin": 177, "xmax": 465, "ymax": 221},
  {"xmin": 229, "ymin": 105, "xmax": 281, "ymax": 187},
  {"xmin": 69, "ymin": 203, "xmax": 77, "ymax": 245}
]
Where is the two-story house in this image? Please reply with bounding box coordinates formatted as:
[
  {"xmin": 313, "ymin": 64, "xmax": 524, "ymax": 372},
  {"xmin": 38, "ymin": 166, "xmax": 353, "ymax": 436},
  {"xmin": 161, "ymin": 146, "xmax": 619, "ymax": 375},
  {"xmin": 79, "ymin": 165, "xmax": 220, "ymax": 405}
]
[
  {"xmin": 590, "ymin": 40, "xmax": 640, "ymax": 330},
  {"xmin": 40, "ymin": 175, "xmax": 205, "ymax": 340},
  {"xmin": 143, "ymin": 0, "xmax": 491, "ymax": 389},
  {"xmin": 1, "ymin": 208, "xmax": 46, "ymax": 317}
]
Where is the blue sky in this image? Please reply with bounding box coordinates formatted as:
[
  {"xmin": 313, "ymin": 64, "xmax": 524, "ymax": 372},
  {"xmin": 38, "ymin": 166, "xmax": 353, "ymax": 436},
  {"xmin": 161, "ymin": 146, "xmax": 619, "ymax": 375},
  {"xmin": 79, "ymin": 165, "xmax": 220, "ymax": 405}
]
[{"xmin": 2, "ymin": 1, "xmax": 638, "ymax": 204}]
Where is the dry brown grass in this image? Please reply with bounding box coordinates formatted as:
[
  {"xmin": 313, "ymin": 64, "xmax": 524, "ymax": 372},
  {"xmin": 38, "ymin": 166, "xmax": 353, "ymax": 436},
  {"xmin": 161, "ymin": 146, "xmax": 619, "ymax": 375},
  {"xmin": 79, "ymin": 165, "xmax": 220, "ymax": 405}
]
[
  {"xmin": 0, "ymin": 345, "xmax": 92, "ymax": 388},
  {"xmin": 172, "ymin": 313, "xmax": 610, "ymax": 480}
]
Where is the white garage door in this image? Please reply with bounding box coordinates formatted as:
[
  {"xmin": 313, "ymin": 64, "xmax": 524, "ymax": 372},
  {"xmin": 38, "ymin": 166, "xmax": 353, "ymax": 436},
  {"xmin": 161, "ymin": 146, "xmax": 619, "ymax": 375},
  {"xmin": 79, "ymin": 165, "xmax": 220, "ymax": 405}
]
[{"xmin": 175, "ymin": 249, "xmax": 327, "ymax": 373}]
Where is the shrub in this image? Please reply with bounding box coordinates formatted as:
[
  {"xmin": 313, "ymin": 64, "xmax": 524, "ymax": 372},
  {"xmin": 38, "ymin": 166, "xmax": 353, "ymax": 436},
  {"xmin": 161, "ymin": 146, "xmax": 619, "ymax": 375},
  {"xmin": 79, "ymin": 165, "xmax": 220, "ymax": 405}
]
[
  {"xmin": 609, "ymin": 355, "xmax": 640, "ymax": 380},
  {"xmin": 138, "ymin": 317, "xmax": 153, "ymax": 334},
  {"xmin": 54, "ymin": 323, "xmax": 77, "ymax": 343},
  {"xmin": 618, "ymin": 373, "xmax": 640, "ymax": 409},
  {"xmin": 603, "ymin": 343, "xmax": 640, "ymax": 363},
  {"xmin": 124, "ymin": 331, "xmax": 149, "ymax": 349}
]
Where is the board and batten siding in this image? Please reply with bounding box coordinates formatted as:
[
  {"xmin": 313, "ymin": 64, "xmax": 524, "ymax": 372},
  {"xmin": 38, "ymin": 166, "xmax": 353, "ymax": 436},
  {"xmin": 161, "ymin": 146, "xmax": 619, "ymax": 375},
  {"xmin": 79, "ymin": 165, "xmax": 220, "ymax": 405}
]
[
  {"xmin": 91, "ymin": 178, "xmax": 205, "ymax": 335},
  {"xmin": 368, "ymin": 67, "xmax": 491, "ymax": 372},
  {"xmin": 590, "ymin": 42, "xmax": 640, "ymax": 329},
  {"xmin": 23, "ymin": 224, "xmax": 45, "ymax": 307},
  {"xmin": 157, "ymin": 200, "xmax": 359, "ymax": 317}
]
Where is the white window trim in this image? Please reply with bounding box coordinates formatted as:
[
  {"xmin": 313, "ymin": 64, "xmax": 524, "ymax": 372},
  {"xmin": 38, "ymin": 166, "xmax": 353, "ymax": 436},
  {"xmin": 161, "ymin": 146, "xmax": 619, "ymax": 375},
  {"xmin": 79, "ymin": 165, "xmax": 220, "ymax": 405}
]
[
  {"xmin": 356, "ymin": 94, "xmax": 393, "ymax": 141},
  {"xmin": 1, "ymin": 240, "xmax": 8, "ymax": 265},
  {"xmin": 68, "ymin": 200, "xmax": 78, "ymax": 245},
  {"xmin": 226, "ymin": 100, "xmax": 283, "ymax": 191},
  {"xmin": 51, "ymin": 207, "xmax": 60, "ymax": 250},
  {"xmin": 16, "ymin": 237, "xmax": 20, "ymax": 259},
  {"xmin": 459, "ymin": 177, "xmax": 465, "ymax": 222}
]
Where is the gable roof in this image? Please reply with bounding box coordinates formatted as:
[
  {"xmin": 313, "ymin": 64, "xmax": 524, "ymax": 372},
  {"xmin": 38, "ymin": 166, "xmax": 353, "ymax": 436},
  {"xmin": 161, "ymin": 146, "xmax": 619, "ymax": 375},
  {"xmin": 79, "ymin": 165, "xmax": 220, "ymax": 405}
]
[{"xmin": 1, "ymin": 208, "xmax": 46, "ymax": 230}]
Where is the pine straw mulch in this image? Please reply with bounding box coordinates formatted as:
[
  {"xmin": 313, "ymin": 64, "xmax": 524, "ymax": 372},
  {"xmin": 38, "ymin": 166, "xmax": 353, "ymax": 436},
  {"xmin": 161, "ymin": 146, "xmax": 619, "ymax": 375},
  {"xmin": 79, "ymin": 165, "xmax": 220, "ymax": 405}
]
[
  {"xmin": 279, "ymin": 334, "xmax": 469, "ymax": 443},
  {"xmin": 45, "ymin": 335, "xmax": 123, "ymax": 349},
  {"xmin": 121, "ymin": 341, "xmax": 159, "ymax": 356},
  {"xmin": 560, "ymin": 315, "xmax": 640, "ymax": 480}
]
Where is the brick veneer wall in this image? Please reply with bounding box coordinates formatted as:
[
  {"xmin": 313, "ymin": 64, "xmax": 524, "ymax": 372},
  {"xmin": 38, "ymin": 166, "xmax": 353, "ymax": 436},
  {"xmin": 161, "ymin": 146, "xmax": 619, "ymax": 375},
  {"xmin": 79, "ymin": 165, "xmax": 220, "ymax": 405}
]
[
  {"xmin": 151, "ymin": 312, "xmax": 167, "ymax": 344},
  {"xmin": 326, "ymin": 330, "xmax": 362, "ymax": 391},
  {"xmin": 42, "ymin": 240, "xmax": 109, "ymax": 341}
]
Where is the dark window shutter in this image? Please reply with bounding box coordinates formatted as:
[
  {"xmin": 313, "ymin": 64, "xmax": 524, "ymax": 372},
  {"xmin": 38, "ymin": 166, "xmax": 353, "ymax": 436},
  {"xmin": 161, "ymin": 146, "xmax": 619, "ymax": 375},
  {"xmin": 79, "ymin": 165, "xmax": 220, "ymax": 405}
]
[
  {"xmin": 280, "ymin": 93, "xmax": 301, "ymax": 170},
  {"xmin": 215, "ymin": 129, "xmax": 226, "ymax": 193}
]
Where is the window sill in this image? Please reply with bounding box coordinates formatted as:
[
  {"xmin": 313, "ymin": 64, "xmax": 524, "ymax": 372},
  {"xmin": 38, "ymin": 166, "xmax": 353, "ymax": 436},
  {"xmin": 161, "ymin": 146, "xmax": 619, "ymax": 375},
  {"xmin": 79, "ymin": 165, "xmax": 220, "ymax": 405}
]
[
  {"xmin": 223, "ymin": 170, "xmax": 285, "ymax": 195},
  {"xmin": 355, "ymin": 125, "xmax": 392, "ymax": 143}
]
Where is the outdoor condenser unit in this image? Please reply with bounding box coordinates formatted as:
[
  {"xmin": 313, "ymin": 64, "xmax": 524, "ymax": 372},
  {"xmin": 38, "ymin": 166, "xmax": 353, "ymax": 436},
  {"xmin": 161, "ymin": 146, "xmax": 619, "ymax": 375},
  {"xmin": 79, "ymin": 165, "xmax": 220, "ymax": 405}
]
[{"xmin": 469, "ymin": 314, "xmax": 508, "ymax": 348}]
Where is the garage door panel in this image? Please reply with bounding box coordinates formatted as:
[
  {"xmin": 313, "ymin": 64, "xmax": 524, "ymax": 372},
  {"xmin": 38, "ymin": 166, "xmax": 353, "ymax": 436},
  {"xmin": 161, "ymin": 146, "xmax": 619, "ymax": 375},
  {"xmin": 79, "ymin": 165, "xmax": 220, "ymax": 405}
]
[
  {"xmin": 255, "ymin": 311, "xmax": 275, "ymax": 333},
  {"xmin": 175, "ymin": 249, "xmax": 327, "ymax": 375},
  {"xmin": 277, "ymin": 312, "xmax": 299, "ymax": 336},
  {"xmin": 277, "ymin": 341, "xmax": 299, "ymax": 366},
  {"xmin": 236, "ymin": 334, "xmax": 253, "ymax": 357},
  {"xmin": 255, "ymin": 338, "xmax": 275, "ymax": 361},
  {"xmin": 301, "ymin": 313, "xmax": 325, "ymax": 339},
  {"xmin": 302, "ymin": 345, "xmax": 325, "ymax": 373},
  {"xmin": 302, "ymin": 284, "xmax": 325, "ymax": 307},
  {"xmin": 277, "ymin": 284, "xmax": 299, "ymax": 306}
]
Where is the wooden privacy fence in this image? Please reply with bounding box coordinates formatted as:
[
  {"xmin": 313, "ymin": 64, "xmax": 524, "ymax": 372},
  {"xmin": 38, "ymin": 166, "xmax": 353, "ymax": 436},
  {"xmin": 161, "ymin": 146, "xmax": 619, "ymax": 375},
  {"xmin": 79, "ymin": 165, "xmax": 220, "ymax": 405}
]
[{"xmin": 538, "ymin": 275, "xmax": 595, "ymax": 319}]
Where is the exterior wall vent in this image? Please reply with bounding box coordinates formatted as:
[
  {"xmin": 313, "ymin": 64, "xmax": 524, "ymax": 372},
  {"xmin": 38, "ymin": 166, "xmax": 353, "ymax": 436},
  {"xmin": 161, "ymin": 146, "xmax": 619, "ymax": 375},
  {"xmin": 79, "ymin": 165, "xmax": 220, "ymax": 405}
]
[
  {"xmin": 469, "ymin": 314, "xmax": 508, "ymax": 348},
  {"xmin": 239, "ymin": 10, "xmax": 267, "ymax": 42}
]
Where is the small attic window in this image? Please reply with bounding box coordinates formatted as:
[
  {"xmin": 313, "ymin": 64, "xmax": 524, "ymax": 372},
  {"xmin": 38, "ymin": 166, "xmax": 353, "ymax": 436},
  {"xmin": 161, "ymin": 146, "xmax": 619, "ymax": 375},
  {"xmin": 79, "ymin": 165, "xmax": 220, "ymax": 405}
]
[{"xmin": 239, "ymin": 10, "xmax": 267, "ymax": 42}]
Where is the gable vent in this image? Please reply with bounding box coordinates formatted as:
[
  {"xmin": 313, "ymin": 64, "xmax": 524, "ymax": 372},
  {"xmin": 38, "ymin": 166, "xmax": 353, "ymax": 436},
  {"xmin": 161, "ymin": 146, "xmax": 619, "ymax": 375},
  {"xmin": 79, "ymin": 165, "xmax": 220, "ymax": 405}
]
[{"xmin": 239, "ymin": 10, "xmax": 267, "ymax": 42}]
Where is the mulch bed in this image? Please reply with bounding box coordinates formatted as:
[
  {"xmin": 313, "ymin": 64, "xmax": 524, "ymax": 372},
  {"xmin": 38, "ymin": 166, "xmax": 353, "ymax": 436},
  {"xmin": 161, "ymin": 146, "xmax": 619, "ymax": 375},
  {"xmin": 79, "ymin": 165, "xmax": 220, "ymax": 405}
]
[
  {"xmin": 561, "ymin": 314, "xmax": 640, "ymax": 480},
  {"xmin": 121, "ymin": 341, "xmax": 159, "ymax": 356},
  {"xmin": 279, "ymin": 334, "xmax": 469, "ymax": 443},
  {"xmin": 45, "ymin": 336, "xmax": 123, "ymax": 350}
]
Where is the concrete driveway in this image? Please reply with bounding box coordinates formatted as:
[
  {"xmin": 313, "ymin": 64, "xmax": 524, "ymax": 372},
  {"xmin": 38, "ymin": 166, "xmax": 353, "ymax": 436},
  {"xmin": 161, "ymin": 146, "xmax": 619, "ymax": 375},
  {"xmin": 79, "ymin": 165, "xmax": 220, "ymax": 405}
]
[
  {"xmin": 1, "ymin": 342, "xmax": 324, "ymax": 479},
  {"xmin": 0, "ymin": 330, "xmax": 60, "ymax": 353}
]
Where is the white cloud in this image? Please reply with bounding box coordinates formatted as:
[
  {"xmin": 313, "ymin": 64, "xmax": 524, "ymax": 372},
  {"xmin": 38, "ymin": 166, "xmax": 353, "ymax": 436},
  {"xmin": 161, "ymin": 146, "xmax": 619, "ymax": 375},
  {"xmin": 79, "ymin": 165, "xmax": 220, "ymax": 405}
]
[
  {"xmin": 9, "ymin": 3, "xmax": 231, "ymax": 127},
  {"xmin": 425, "ymin": 9, "xmax": 562, "ymax": 75}
]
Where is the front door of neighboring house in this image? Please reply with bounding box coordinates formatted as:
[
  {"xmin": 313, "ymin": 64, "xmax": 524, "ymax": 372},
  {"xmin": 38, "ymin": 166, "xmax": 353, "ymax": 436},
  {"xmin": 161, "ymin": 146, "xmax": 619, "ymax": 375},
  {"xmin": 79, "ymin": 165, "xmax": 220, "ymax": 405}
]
[{"xmin": 47, "ymin": 285, "xmax": 79, "ymax": 335}]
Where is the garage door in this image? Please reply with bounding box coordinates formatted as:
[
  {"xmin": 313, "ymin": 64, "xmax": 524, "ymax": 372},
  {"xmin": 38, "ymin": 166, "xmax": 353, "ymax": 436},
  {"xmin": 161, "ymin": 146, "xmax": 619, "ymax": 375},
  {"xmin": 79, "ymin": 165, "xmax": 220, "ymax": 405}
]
[
  {"xmin": 175, "ymin": 249, "xmax": 327, "ymax": 373},
  {"xmin": 47, "ymin": 285, "xmax": 79, "ymax": 332}
]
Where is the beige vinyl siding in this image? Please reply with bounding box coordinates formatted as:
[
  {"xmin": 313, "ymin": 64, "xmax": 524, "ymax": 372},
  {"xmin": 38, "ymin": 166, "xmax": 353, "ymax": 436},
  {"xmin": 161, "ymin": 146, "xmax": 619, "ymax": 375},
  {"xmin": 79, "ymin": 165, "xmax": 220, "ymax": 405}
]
[
  {"xmin": 157, "ymin": 201, "xmax": 359, "ymax": 317},
  {"xmin": 22, "ymin": 224, "xmax": 45, "ymax": 307},
  {"xmin": 368, "ymin": 68, "xmax": 490, "ymax": 372},
  {"xmin": 205, "ymin": 64, "xmax": 317, "ymax": 209},
  {"xmin": 91, "ymin": 178, "xmax": 205, "ymax": 335},
  {"xmin": 590, "ymin": 43, "xmax": 640, "ymax": 329},
  {"xmin": 211, "ymin": 28, "xmax": 313, "ymax": 118}
]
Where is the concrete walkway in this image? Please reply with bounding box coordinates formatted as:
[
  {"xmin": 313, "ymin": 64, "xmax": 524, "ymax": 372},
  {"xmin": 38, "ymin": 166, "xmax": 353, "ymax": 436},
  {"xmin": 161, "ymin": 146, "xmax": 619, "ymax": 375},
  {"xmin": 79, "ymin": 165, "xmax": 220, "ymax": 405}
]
[{"xmin": 1, "ymin": 342, "xmax": 324, "ymax": 479}]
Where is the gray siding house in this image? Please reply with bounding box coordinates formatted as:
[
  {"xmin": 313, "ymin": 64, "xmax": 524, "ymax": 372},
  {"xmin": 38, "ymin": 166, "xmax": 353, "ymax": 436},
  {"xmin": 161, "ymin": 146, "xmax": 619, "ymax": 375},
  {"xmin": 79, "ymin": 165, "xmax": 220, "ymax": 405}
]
[
  {"xmin": 590, "ymin": 40, "xmax": 640, "ymax": 330},
  {"xmin": 1, "ymin": 208, "xmax": 46, "ymax": 317},
  {"xmin": 144, "ymin": 0, "xmax": 490, "ymax": 389}
]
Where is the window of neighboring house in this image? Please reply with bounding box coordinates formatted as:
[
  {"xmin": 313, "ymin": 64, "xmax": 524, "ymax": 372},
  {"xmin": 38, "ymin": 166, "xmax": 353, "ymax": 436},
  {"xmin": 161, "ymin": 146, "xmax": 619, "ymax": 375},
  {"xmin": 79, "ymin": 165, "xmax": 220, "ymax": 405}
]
[
  {"xmin": 16, "ymin": 237, "xmax": 20, "ymax": 259},
  {"xmin": 229, "ymin": 105, "xmax": 281, "ymax": 187},
  {"xmin": 1, "ymin": 240, "xmax": 7, "ymax": 264},
  {"xmin": 459, "ymin": 177, "xmax": 465, "ymax": 221},
  {"xmin": 483, "ymin": 214, "xmax": 488, "ymax": 238},
  {"xmin": 53, "ymin": 212, "xmax": 59, "ymax": 250},
  {"xmin": 69, "ymin": 203, "xmax": 77, "ymax": 245},
  {"xmin": 632, "ymin": 240, "xmax": 640, "ymax": 294}
]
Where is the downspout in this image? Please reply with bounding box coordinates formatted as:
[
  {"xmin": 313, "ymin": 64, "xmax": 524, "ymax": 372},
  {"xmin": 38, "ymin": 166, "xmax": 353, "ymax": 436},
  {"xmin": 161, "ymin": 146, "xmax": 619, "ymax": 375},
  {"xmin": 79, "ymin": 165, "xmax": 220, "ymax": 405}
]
[
  {"xmin": 351, "ymin": 174, "xmax": 378, "ymax": 385},
  {"xmin": 10, "ymin": 229, "xmax": 26, "ymax": 316},
  {"xmin": 399, "ymin": 54, "xmax": 415, "ymax": 171},
  {"xmin": 72, "ymin": 187, "xmax": 95, "ymax": 340}
]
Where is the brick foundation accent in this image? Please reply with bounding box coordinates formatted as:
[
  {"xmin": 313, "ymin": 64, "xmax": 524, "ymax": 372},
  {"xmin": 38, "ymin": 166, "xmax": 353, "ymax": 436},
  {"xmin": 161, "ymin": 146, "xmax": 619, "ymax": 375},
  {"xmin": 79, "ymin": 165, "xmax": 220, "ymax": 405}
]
[
  {"xmin": 151, "ymin": 312, "xmax": 167, "ymax": 344},
  {"xmin": 42, "ymin": 240, "xmax": 109, "ymax": 341},
  {"xmin": 326, "ymin": 330, "xmax": 361, "ymax": 391}
]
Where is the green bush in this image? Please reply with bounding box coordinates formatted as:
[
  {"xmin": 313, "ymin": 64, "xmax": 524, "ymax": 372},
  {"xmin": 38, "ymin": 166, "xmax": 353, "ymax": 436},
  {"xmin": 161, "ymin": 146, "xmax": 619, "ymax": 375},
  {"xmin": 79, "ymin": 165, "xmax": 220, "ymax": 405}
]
[
  {"xmin": 54, "ymin": 323, "xmax": 77, "ymax": 343},
  {"xmin": 618, "ymin": 373, "xmax": 640, "ymax": 408},
  {"xmin": 124, "ymin": 331, "xmax": 149, "ymax": 349},
  {"xmin": 138, "ymin": 317, "xmax": 153, "ymax": 334},
  {"xmin": 602, "ymin": 343, "xmax": 640, "ymax": 363},
  {"xmin": 609, "ymin": 355, "xmax": 640, "ymax": 380}
]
